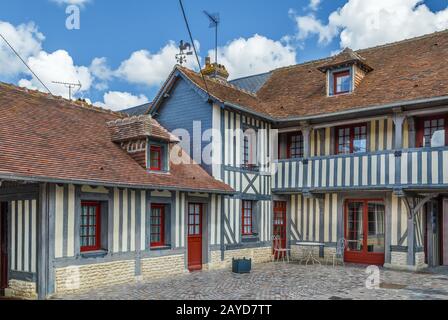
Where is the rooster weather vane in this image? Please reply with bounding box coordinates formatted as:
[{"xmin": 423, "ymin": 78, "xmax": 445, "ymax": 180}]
[{"xmin": 176, "ymin": 40, "xmax": 193, "ymax": 66}]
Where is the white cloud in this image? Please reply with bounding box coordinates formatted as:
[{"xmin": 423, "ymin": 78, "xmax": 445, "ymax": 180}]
[
  {"xmin": 0, "ymin": 21, "xmax": 45, "ymax": 78},
  {"xmin": 50, "ymin": 0, "xmax": 91, "ymax": 6},
  {"xmin": 89, "ymin": 57, "xmax": 113, "ymax": 90},
  {"xmin": 18, "ymin": 50, "xmax": 93, "ymax": 99},
  {"xmin": 309, "ymin": 0, "xmax": 321, "ymax": 11},
  {"xmin": 292, "ymin": 0, "xmax": 448, "ymax": 50},
  {"xmin": 209, "ymin": 34, "xmax": 297, "ymax": 79},
  {"xmin": 116, "ymin": 41, "xmax": 197, "ymax": 87},
  {"xmin": 94, "ymin": 91, "xmax": 149, "ymax": 111}
]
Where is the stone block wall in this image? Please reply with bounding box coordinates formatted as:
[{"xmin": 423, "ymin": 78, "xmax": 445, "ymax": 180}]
[
  {"xmin": 7, "ymin": 279, "xmax": 37, "ymax": 299},
  {"xmin": 141, "ymin": 254, "xmax": 186, "ymax": 279},
  {"xmin": 55, "ymin": 260, "xmax": 135, "ymax": 294},
  {"xmin": 208, "ymin": 247, "xmax": 272, "ymax": 270}
]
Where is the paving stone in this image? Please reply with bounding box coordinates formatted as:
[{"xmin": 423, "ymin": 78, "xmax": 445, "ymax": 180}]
[{"xmin": 52, "ymin": 263, "xmax": 448, "ymax": 300}]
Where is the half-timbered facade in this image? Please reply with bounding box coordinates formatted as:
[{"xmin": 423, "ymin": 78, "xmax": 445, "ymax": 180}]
[
  {"xmin": 143, "ymin": 30, "xmax": 448, "ymax": 273},
  {"xmin": 0, "ymin": 84, "xmax": 234, "ymax": 299},
  {"xmin": 2, "ymin": 29, "xmax": 448, "ymax": 300}
]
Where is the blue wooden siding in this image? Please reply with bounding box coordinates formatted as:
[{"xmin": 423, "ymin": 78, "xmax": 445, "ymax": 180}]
[{"xmin": 155, "ymin": 79, "xmax": 213, "ymax": 174}]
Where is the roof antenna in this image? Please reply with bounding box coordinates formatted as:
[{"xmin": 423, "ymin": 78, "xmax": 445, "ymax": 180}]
[
  {"xmin": 51, "ymin": 80, "xmax": 82, "ymax": 100},
  {"xmin": 203, "ymin": 10, "xmax": 220, "ymax": 74}
]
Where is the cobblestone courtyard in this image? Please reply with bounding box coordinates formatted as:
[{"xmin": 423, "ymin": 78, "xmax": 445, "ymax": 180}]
[{"xmin": 53, "ymin": 263, "xmax": 448, "ymax": 300}]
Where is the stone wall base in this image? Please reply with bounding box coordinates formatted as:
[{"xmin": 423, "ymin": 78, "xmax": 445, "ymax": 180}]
[
  {"xmin": 7, "ymin": 279, "xmax": 37, "ymax": 299},
  {"xmin": 208, "ymin": 247, "xmax": 272, "ymax": 270},
  {"xmin": 291, "ymin": 245, "xmax": 336, "ymax": 263},
  {"xmin": 141, "ymin": 254, "xmax": 187, "ymax": 280},
  {"xmin": 385, "ymin": 251, "xmax": 428, "ymax": 271},
  {"xmin": 55, "ymin": 260, "xmax": 135, "ymax": 294}
]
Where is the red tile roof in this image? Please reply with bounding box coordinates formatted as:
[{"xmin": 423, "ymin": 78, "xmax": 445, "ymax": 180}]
[
  {"xmin": 177, "ymin": 30, "xmax": 448, "ymax": 120},
  {"xmin": 0, "ymin": 83, "xmax": 233, "ymax": 193}
]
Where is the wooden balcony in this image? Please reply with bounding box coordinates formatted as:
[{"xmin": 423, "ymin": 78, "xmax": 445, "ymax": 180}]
[{"xmin": 273, "ymin": 147, "xmax": 448, "ymax": 192}]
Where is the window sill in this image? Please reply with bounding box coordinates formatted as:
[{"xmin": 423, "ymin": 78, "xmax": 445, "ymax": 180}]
[
  {"xmin": 150, "ymin": 245, "xmax": 172, "ymax": 251},
  {"xmin": 242, "ymin": 235, "xmax": 259, "ymax": 243},
  {"xmin": 80, "ymin": 250, "xmax": 108, "ymax": 259},
  {"xmin": 240, "ymin": 166, "xmax": 260, "ymax": 173}
]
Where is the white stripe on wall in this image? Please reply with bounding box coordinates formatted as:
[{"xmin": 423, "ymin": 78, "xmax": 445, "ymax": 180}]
[
  {"xmin": 17, "ymin": 200, "xmax": 22, "ymax": 271},
  {"xmin": 31, "ymin": 200, "xmax": 37, "ymax": 273},
  {"xmin": 23, "ymin": 200, "xmax": 29, "ymax": 272},
  {"xmin": 55, "ymin": 185, "xmax": 64, "ymax": 259},
  {"xmin": 444, "ymin": 151, "xmax": 448, "ymax": 184},
  {"xmin": 11, "ymin": 201, "xmax": 15, "ymax": 271},
  {"xmin": 113, "ymin": 188, "xmax": 120, "ymax": 253},
  {"xmin": 141, "ymin": 190, "xmax": 146, "ymax": 250},
  {"xmin": 401, "ymin": 152, "xmax": 408, "ymax": 185},
  {"xmin": 422, "ymin": 152, "xmax": 428, "ymax": 184},
  {"xmin": 130, "ymin": 190, "xmax": 136, "ymax": 252},
  {"xmin": 67, "ymin": 185, "xmax": 75, "ymax": 257},
  {"xmin": 431, "ymin": 151, "xmax": 439, "ymax": 184},
  {"xmin": 332, "ymin": 194, "xmax": 337, "ymax": 243}
]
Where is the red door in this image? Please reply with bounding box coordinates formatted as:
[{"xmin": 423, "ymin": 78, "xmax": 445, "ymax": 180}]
[
  {"xmin": 273, "ymin": 202, "xmax": 287, "ymax": 258},
  {"xmin": 0, "ymin": 202, "xmax": 8, "ymax": 291},
  {"xmin": 188, "ymin": 203, "xmax": 203, "ymax": 271},
  {"xmin": 345, "ymin": 200, "xmax": 385, "ymax": 265}
]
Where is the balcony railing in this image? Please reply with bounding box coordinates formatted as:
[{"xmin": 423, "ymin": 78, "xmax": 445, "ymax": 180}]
[{"xmin": 273, "ymin": 147, "xmax": 448, "ymax": 192}]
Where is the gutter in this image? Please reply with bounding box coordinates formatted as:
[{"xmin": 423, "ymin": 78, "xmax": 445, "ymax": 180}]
[{"xmin": 0, "ymin": 173, "xmax": 235, "ymax": 196}]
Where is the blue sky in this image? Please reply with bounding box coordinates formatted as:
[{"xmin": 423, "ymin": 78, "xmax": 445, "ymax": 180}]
[{"xmin": 0, "ymin": 0, "xmax": 447, "ymax": 110}]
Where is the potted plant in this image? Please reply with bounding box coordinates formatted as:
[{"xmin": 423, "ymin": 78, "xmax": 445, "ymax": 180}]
[{"xmin": 232, "ymin": 258, "xmax": 252, "ymax": 274}]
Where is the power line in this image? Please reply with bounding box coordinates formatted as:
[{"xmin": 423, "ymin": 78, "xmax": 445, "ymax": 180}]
[
  {"xmin": 178, "ymin": 0, "xmax": 211, "ymax": 100},
  {"xmin": 0, "ymin": 32, "xmax": 53, "ymax": 95}
]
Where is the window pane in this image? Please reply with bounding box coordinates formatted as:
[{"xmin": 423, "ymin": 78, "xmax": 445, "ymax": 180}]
[
  {"xmin": 347, "ymin": 202, "xmax": 363, "ymax": 252},
  {"xmin": 335, "ymin": 72, "xmax": 351, "ymax": 94},
  {"xmin": 367, "ymin": 203, "xmax": 385, "ymax": 253},
  {"xmin": 423, "ymin": 118, "xmax": 446, "ymax": 147}
]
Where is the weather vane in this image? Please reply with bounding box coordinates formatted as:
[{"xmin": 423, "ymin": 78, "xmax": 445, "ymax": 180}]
[{"xmin": 176, "ymin": 40, "xmax": 193, "ymax": 66}]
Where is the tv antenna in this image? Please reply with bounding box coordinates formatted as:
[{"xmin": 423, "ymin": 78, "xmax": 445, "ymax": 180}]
[
  {"xmin": 175, "ymin": 40, "xmax": 193, "ymax": 66},
  {"xmin": 203, "ymin": 11, "xmax": 220, "ymax": 67},
  {"xmin": 51, "ymin": 80, "xmax": 82, "ymax": 100}
]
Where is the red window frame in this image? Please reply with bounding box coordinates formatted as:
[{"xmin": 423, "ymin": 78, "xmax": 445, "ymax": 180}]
[
  {"xmin": 149, "ymin": 145, "xmax": 162, "ymax": 171},
  {"xmin": 287, "ymin": 132, "xmax": 304, "ymax": 159},
  {"xmin": 416, "ymin": 114, "xmax": 448, "ymax": 148},
  {"xmin": 333, "ymin": 71, "xmax": 351, "ymax": 95},
  {"xmin": 80, "ymin": 201, "xmax": 101, "ymax": 252},
  {"xmin": 242, "ymin": 201, "xmax": 253, "ymax": 236},
  {"xmin": 150, "ymin": 204, "xmax": 165, "ymax": 248},
  {"xmin": 335, "ymin": 123, "xmax": 367, "ymax": 155}
]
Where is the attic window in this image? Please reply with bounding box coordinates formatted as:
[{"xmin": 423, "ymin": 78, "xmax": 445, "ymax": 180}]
[
  {"xmin": 149, "ymin": 145, "xmax": 162, "ymax": 171},
  {"xmin": 333, "ymin": 71, "xmax": 351, "ymax": 95}
]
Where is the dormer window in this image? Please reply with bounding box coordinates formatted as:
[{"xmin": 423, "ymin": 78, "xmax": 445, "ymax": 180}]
[
  {"xmin": 333, "ymin": 71, "xmax": 351, "ymax": 95},
  {"xmin": 150, "ymin": 145, "xmax": 162, "ymax": 171},
  {"xmin": 318, "ymin": 48, "xmax": 373, "ymax": 97}
]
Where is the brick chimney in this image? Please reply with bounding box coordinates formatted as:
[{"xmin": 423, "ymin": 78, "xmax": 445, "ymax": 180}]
[{"xmin": 201, "ymin": 56, "xmax": 229, "ymax": 81}]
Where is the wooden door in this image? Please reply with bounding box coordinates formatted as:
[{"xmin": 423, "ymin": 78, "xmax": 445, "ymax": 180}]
[
  {"xmin": 188, "ymin": 203, "xmax": 203, "ymax": 271},
  {"xmin": 0, "ymin": 202, "xmax": 8, "ymax": 291},
  {"xmin": 273, "ymin": 201, "xmax": 287, "ymax": 258},
  {"xmin": 345, "ymin": 200, "xmax": 385, "ymax": 265}
]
